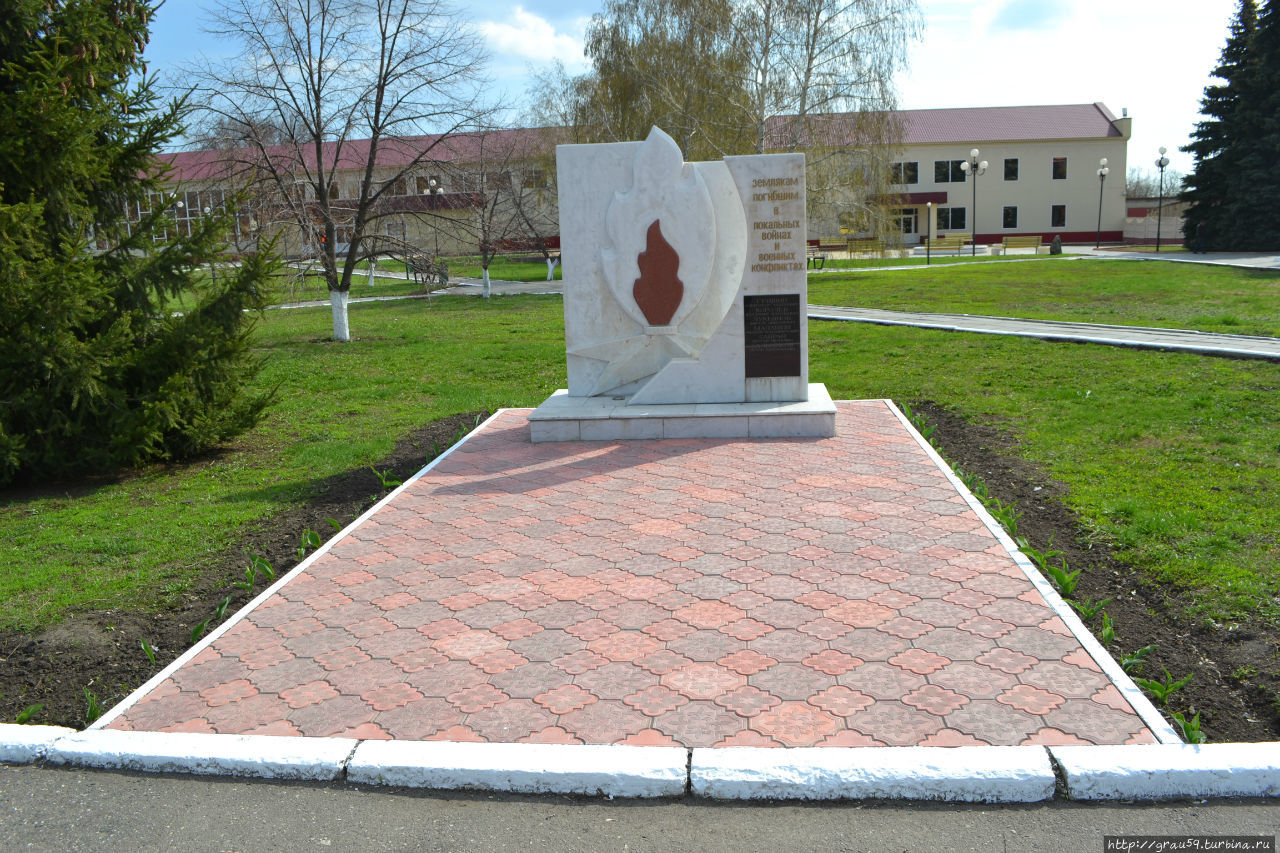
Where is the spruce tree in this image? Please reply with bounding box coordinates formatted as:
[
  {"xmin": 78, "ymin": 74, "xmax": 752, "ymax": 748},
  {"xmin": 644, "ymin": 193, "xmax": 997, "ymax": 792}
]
[
  {"xmin": 1181, "ymin": 0, "xmax": 1257, "ymax": 250},
  {"xmin": 1225, "ymin": 0, "xmax": 1280, "ymax": 248},
  {"xmin": 0, "ymin": 0, "xmax": 275, "ymax": 485}
]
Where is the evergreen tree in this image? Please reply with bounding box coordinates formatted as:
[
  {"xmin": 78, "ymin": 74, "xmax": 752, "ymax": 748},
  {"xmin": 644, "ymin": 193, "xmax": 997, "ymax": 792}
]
[
  {"xmin": 1225, "ymin": 0, "xmax": 1280, "ymax": 248},
  {"xmin": 0, "ymin": 0, "xmax": 275, "ymax": 486},
  {"xmin": 1180, "ymin": 0, "xmax": 1280, "ymax": 250}
]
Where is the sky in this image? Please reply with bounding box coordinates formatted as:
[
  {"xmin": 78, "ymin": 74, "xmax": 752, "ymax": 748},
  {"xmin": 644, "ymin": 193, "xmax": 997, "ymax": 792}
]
[{"xmin": 145, "ymin": 0, "xmax": 1241, "ymax": 177}]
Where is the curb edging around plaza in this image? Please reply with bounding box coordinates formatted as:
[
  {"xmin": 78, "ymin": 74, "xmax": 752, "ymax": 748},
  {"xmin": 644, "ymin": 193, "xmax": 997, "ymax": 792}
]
[{"xmin": 5, "ymin": 726, "xmax": 1280, "ymax": 801}]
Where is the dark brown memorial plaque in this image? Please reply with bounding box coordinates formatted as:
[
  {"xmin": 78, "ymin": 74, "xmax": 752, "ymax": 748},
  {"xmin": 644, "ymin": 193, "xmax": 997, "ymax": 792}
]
[{"xmin": 744, "ymin": 294, "xmax": 801, "ymax": 378}]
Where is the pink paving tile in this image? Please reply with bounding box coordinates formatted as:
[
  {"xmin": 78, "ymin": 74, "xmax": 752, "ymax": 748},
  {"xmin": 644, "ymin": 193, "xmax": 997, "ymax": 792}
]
[{"xmin": 105, "ymin": 404, "xmax": 1157, "ymax": 749}]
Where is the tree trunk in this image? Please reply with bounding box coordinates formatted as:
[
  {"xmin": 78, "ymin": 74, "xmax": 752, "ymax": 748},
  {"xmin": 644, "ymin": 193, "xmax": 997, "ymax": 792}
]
[
  {"xmin": 545, "ymin": 257, "xmax": 559, "ymax": 281},
  {"xmin": 330, "ymin": 289, "xmax": 350, "ymax": 341},
  {"xmin": 367, "ymin": 255, "xmax": 376, "ymax": 286},
  {"xmin": 482, "ymin": 266, "xmax": 491, "ymax": 299}
]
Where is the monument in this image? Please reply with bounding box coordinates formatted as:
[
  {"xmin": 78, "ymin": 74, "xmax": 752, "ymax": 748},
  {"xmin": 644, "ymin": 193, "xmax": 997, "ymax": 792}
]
[{"xmin": 528, "ymin": 127, "xmax": 836, "ymax": 441}]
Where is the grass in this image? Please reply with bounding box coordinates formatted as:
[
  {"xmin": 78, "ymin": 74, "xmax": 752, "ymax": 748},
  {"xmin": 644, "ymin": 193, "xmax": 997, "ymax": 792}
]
[
  {"xmin": 3, "ymin": 261, "xmax": 1278, "ymax": 631},
  {"xmin": 807, "ymin": 258, "xmax": 1280, "ymax": 336},
  {"xmin": 812, "ymin": 321, "xmax": 1280, "ymax": 622},
  {"xmin": 0, "ymin": 295, "xmax": 566, "ymax": 632}
]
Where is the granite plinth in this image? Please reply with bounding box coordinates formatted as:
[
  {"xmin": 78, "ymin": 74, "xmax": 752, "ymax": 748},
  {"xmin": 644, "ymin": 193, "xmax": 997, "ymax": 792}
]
[{"xmin": 527, "ymin": 383, "xmax": 836, "ymax": 442}]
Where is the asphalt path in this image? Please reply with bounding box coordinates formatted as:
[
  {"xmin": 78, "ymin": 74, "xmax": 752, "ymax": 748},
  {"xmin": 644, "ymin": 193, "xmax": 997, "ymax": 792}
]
[
  {"xmin": 808, "ymin": 307, "xmax": 1280, "ymax": 360},
  {"xmin": 3, "ymin": 764, "xmax": 1277, "ymax": 852}
]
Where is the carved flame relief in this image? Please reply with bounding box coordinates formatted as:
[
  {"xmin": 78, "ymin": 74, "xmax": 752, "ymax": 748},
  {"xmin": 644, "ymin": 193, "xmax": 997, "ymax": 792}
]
[
  {"xmin": 633, "ymin": 220, "xmax": 683, "ymax": 326},
  {"xmin": 601, "ymin": 127, "xmax": 714, "ymax": 334}
]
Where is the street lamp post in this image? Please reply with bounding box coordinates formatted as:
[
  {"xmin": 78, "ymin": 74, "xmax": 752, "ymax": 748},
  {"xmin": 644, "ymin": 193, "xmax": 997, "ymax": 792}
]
[
  {"xmin": 1095, "ymin": 158, "xmax": 1110, "ymax": 249},
  {"xmin": 958, "ymin": 148, "xmax": 987, "ymax": 256},
  {"xmin": 203, "ymin": 205, "xmax": 215, "ymax": 284},
  {"xmin": 424, "ymin": 178, "xmax": 443, "ymax": 257},
  {"xmin": 925, "ymin": 201, "xmax": 932, "ymax": 266},
  {"xmin": 1155, "ymin": 147, "xmax": 1170, "ymax": 253}
]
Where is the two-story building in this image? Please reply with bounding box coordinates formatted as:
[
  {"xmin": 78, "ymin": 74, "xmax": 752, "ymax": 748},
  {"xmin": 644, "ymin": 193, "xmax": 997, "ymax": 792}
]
[
  {"xmin": 880, "ymin": 103, "xmax": 1130, "ymax": 246},
  {"xmin": 143, "ymin": 103, "xmax": 1131, "ymax": 258}
]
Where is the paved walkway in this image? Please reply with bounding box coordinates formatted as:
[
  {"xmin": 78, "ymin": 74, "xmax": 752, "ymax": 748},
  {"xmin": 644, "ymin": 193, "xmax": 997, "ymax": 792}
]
[
  {"xmin": 1090, "ymin": 249, "xmax": 1280, "ymax": 270},
  {"xmin": 809, "ymin": 307, "xmax": 1280, "ymax": 360},
  {"xmin": 99, "ymin": 402, "xmax": 1159, "ymax": 749}
]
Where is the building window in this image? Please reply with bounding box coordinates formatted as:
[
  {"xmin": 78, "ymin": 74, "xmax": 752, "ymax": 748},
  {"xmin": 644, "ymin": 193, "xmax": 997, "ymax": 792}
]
[
  {"xmin": 521, "ymin": 168, "xmax": 546, "ymax": 189},
  {"xmin": 1004, "ymin": 158, "xmax": 1019, "ymax": 180},
  {"xmin": 937, "ymin": 206, "xmax": 967, "ymax": 230},
  {"xmin": 1052, "ymin": 157, "xmax": 1067, "ymax": 180},
  {"xmin": 1003, "ymin": 206, "xmax": 1018, "ymax": 228},
  {"xmin": 890, "ymin": 161, "xmax": 918, "ymax": 185},
  {"xmin": 1051, "ymin": 204, "xmax": 1066, "ymax": 227},
  {"xmin": 934, "ymin": 160, "xmax": 967, "ymax": 183}
]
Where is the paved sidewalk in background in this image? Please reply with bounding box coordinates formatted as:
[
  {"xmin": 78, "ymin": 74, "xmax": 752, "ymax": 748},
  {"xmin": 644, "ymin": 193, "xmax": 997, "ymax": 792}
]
[
  {"xmin": 99, "ymin": 403, "xmax": 1159, "ymax": 749},
  {"xmin": 810, "ymin": 306, "xmax": 1280, "ymax": 360},
  {"xmin": 1088, "ymin": 249, "xmax": 1280, "ymax": 270}
]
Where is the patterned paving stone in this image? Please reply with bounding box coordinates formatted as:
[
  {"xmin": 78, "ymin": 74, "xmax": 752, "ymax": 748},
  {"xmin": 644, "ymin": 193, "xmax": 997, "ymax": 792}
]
[{"xmin": 105, "ymin": 404, "xmax": 1156, "ymax": 748}]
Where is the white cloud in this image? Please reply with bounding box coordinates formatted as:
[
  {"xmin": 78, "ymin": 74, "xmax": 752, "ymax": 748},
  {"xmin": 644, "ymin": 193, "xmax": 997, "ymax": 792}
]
[
  {"xmin": 988, "ymin": 0, "xmax": 1071, "ymax": 32},
  {"xmin": 478, "ymin": 6, "xmax": 589, "ymax": 73}
]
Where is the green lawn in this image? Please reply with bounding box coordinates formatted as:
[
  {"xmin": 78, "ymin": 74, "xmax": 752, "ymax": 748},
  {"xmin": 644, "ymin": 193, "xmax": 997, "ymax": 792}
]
[
  {"xmin": 812, "ymin": 322, "xmax": 1280, "ymax": 622},
  {"xmin": 3, "ymin": 268, "xmax": 1278, "ymax": 631},
  {"xmin": 0, "ymin": 296, "xmax": 566, "ymax": 631},
  {"xmin": 808, "ymin": 259, "xmax": 1280, "ymax": 336}
]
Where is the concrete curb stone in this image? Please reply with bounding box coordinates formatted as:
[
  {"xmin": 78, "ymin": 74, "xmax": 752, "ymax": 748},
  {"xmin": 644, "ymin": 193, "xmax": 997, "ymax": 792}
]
[
  {"xmin": 0, "ymin": 724, "xmax": 77, "ymax": 764},
  {"xmin": 44, "ymin": 729, "xmax": 356, "ymax": 781},
  {"xmin": 689, "ymin": 745, "xmax": 1057, "ymax": 802},
  {"xmin": 1050, "ymin": 743, "xmax": 1280, "ymax": 800},
  {"xmin": 347, "ymin": 741, "xmax": 689, "ymax": 797}
]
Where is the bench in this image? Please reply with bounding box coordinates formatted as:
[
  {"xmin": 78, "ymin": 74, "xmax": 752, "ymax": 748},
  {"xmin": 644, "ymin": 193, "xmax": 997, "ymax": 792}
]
[
  {"xmin": 998, "ymin": 235, "xmax": 1045, "ymax": 254},
  {"xmin": 925, "ymin": 235, "xmax": 967, "ymax": 254},
  {"xmin": 806, "ymin": 244, "xmax": 827, "ymax": 269},
  {"xmin": 846, "ymin": 238, "xmax": 886, "ymax": 255}
]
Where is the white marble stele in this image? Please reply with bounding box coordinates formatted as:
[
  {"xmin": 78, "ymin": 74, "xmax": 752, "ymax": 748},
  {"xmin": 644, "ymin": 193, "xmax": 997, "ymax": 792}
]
[{"xmin": 529, "ymin": 127, "xmax": 834, "ymax": 442}]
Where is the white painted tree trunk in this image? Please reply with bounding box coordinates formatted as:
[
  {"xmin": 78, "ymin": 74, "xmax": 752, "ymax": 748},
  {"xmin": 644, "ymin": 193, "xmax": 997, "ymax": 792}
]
[
  {"xmin": 330, "ymin": 289, "xmax": 350, "ymax": 341},
  {"xmin": 482, "ymin": 267, "xmax": 491, "ymax": 298},
  {"xmin": 545, "ymin": 257, "xmax": 559, "ymax": 281},
  {"xmin": 367, "ymin": 255, "xmax": 376, "ymax": 286}
]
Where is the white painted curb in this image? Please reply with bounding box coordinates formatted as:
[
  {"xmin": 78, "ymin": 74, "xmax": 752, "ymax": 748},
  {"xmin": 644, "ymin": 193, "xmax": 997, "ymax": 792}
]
[
  {"xmin": 1051, "ymin": 743, "xmax": 1280, "ymax": 800},
  {"xmin": 45, "ymin": 730, "xmax": 356, "ymax": 781},
  {"xmin": 690, "ymin": 746, "xmax": 1057, "ymax": 802},
  {"xmin": 0, "ymin": 724, "xmax": 76, "ymax": 764},
  {"xmin": 347, "ymin": 741, "xmax": 688, "ymax": 797}
]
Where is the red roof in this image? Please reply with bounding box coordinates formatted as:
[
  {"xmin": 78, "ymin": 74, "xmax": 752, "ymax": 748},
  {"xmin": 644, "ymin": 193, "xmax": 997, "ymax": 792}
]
[
  {"xmin": 897, "ymin": 103, "xmax": 1123, "ymax": 145},
  {"xmin": 158, "ymin": 126, "xmax": 560, "ymax": 183},
  {"xmin": 159, "ymin": 104, "xmax": 1124, "ymax": 182}
]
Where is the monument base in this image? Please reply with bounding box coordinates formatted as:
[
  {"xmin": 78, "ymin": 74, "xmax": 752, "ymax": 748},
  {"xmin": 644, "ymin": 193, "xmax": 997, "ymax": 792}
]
[{"xmin": 528, "ymin": 383, "xmax": 837, "ymax": 442}]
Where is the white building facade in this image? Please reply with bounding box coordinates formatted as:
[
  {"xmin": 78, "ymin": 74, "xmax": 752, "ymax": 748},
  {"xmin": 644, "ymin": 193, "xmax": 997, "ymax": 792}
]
[{"xmin": 882, "ymin": 103, "xmax": 1130, "ymax": 246}]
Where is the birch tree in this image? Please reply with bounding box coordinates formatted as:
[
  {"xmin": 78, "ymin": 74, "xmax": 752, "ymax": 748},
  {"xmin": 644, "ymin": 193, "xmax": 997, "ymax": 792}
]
[{"xmin": 549, "ymin": 0, "xmax": 921, "ymax": 241}]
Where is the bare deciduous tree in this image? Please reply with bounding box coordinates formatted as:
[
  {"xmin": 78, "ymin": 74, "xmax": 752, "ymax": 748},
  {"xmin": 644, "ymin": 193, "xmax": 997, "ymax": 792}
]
[
  {"xmin": 444, "ymin": 126, "xmax": 564, "ymax": 295},
  {"xmin": 186, "ymin": 0, "xmax": 493, "ymax": 340}
]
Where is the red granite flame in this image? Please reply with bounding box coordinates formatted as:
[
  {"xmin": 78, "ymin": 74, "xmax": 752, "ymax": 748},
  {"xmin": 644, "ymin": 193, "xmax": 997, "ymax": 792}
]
[{"xmin": 632, "ymin": 219, "xmax": 683, "ymax": 326}]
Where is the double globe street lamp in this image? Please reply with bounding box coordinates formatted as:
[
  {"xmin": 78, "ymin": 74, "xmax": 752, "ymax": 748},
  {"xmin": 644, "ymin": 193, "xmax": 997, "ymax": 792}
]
[
  {"xmin": 1095, "ymin": 158, "xmax": 1110, "ymax": 249},
  {"xmin": 1154, "ymin": 146, "xmax": 1170, "ymax": 253},
  {"xmin": 958, "ymin": 148, "xmax": 987, "ymax": 256}
]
